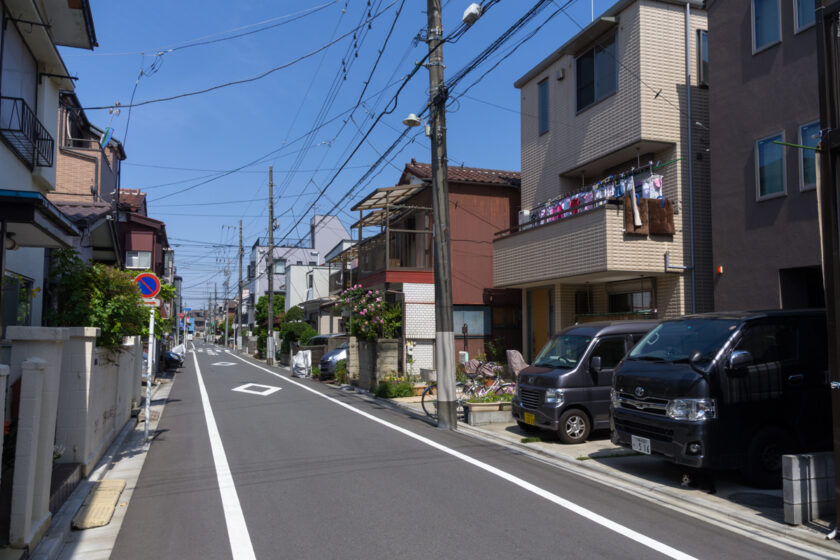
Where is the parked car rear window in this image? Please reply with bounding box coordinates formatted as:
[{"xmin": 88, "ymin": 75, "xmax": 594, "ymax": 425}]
[
  {"xmin": 533, "ymin": 335, "xmax": 592, "ymax": 369},
  {"xmin": 628, "ymin": 319, "xmax": 740, "ymax": 363}
]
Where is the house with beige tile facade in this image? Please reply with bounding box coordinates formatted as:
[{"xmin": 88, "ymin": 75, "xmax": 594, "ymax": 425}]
[{"xmin": 493, "ymin": 0, "xmax": 712, "ymax": 359}]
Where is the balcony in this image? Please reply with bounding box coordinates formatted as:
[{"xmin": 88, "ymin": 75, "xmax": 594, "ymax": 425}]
[
  {"xmin": 358, "ymin": 230, "xmax": 433, "ymax": 278},
  {"xmin": 1, "ymin": 97, "xmax": 54, "ymax": 170},
  {"xmin": 493, "ymin": 200, "xmax": 680, "ymax": 289}
]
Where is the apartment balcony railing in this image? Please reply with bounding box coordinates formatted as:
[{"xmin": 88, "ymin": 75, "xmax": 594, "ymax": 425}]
[
  {"xmin": 0, "ymin": 97, "xmax": 54, "ymax": 170},
  {"xmin": 358, "ymin": 230, "xmax": 433, "ymax": 278}
]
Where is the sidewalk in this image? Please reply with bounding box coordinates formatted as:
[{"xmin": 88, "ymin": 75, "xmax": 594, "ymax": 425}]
[{"xmin": 30, "ymin": 374, "xmax": 173, "ymax": 560}]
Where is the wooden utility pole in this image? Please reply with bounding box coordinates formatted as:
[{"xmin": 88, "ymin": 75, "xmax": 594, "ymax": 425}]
[
  {"xmin": 237, "ymin": 219, "xmax": 243, "ymax": 351},
  {"xmin": 427, "ymin": 0, "xmax": 457, "ymax": 429},
  {"xmin": 267, "ymin": 166, "xmax": 275, "ymax": 365}
]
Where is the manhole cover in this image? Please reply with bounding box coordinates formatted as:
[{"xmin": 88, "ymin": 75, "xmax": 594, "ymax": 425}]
[{"xmin": 728, "ymin": 492, "xmax": 782, "ymax": 509}]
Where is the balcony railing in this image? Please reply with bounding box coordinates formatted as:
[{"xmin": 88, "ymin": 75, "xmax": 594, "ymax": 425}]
[
  {"xmin": 0, "ymin": 97, "xmax": 54, "ymax": 170},
  {"xmin": 358, "ymin": 230, "xmax": 433, "ymax": 277}
]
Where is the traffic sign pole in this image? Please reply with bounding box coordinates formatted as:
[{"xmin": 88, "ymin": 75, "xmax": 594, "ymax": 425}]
[{"xmin": 145, "ymin": 306, "xmax": 154, "ymax": 441}]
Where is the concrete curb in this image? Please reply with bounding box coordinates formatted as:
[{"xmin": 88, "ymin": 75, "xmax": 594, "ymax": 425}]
[
  {"xmin": 321, "ymin": 383, "xmax": 839, "ymax": 559},
  {"xmin": 31, "ymin": 378, "xmax": 171, "ymax": 560}
]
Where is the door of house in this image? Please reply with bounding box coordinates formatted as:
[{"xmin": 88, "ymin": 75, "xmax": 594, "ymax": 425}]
[{"xmin": 526, "ymin": 287, "xmax": 554, "ymax": 361}]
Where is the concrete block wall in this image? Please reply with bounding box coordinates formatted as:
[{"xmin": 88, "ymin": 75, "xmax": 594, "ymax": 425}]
[
  {"xmin": 783, "ymin": 452, "xmax": 836, "ymax": 525},
  {"xmin": 54, "ymin": 328, "xmax": 98, "ymax": 472}
]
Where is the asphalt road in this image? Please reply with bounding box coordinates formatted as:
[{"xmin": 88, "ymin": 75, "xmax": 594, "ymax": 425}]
[{"xmin": 110, "ymin": 341, "xmax": 799, "ymax": 559}]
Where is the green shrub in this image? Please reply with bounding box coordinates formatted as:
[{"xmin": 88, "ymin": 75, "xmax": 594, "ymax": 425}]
[
  {"xmin": 311, "ymin": 366, "xmax": 320, "ymax": 379},
  {"xmin": 374, "ymin": 377, "xmax": 414, "ymax": 398},
  {"xmin": 334, "ymin": 359, "xmax": 348, "ymax": 385},
  {"xmin": 49, "ymin": 249, "xmax": 150, "ymax": 352}
]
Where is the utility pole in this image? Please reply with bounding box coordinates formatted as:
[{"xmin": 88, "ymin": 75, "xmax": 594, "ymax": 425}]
[
  {"xmin": 427, "ymin": 0, "xmax": 457, "ymax": 429},
  {"xmin": 207, "ymin": 293, "xmax": 211, "ymax": 341},
  {"xmin": 266, "ymin": 166, "xmax": 275, "ymax": 365},
  {"xmin": 237, "ymin": 218, "xmax": 243, "ymax": 352},
  {"xmin": 223, "ymin": 263, "xmax": 230, "ymax": 348},
  {"xmin": 213, "ymin": 283, "xmax": 217, "ymax": 344},
  {"xmin": 815, "ymin": 2, "xmax": 840, "ymax": 532}
]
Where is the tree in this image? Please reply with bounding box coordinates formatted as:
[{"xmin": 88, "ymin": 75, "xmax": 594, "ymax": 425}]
[{"xmin": 255, "ymin": 294, "xmax": 285, "ymax": 327}]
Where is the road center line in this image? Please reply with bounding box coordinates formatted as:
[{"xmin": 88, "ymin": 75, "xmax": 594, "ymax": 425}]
[
  {"xmin": 192, "ymin": 351, "xmax": 256, "ymax": 560},
  {"xmin": 226, "ymin": 351, "xmax": 697, "ymax": 560}
]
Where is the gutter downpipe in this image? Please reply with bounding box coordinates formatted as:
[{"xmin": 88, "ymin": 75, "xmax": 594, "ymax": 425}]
[{"xmin": 685, "ymin": 3, "xmax": 697, "ymax": 313}]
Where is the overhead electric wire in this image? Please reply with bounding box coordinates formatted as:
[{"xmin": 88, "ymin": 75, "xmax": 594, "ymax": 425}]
[{"xmin": 80, "ymin": 1, "xmax": 399, "ymax": 111}]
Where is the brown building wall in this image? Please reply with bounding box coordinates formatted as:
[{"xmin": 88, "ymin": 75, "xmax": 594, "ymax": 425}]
[{"xmin": 708, "ymin": 1, "xmax": 821, "ymax": 311}]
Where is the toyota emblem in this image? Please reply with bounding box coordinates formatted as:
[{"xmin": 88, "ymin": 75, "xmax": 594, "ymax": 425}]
[{"xmin": 634, "ymin": 386, "xmax": 646, "ymax": 398}]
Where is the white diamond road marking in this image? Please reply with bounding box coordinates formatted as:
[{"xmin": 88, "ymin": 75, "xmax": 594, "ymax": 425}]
[
  {"xmin": 232, "ymin": 383, "xmax": 281, "ymax": 396},
  {"xmin": 207, "ymin": 350, "xmax": 217, "ymax": 356},
  {"xmin": 211, "ymin": 361, "xmax": 236, "ymax": 367}
]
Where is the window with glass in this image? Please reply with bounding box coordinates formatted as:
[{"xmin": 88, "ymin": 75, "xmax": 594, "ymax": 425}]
[
  {"xmin": 698, "ymin": 30, "xmax": 709, "ymax": 87},
  {"xmin": 753, "ymin": 0, "xmax": 781, "ymax": 52},
  {"xmin": 0, "ymin": 16, "xmax": 37, "ymax": 109},
  {"xmin": 756, "ymin": 132, "xmax": 785, "ymax": 198},
  {"xmin": 538, "ymin": 79, "xmax": 549, "ymax": 135},
  {"xmin": 799, "ymin": 121, "xmax": 819, "ymax": 190},
  {"xmin": 590, "ymin": 337, "xmax": 627, "ymax": 370},
  {"xmin": 576, "ymin": 33, "xmax": 617, "ymax": 112},
  {"xmin": 606, "ymin": 278, "xmax": 656, "ymax": 315},
  {"xmin": 533, "ymin": 334, "xmax": 592, "ymax": 369},
  {"xmin": 794, "ymin": 0, "xmax": 816, "ymax": 32},
  {"xmin": 125, "ymin": 250, "xmax": 151, "ymax": 269},
  {"xmin": 274, "ymin": 260, "xmax": 286, "ymax": 275},
  {"xmin": 454, "ymin": 306, "xmax": 490, "ymax": 336}
]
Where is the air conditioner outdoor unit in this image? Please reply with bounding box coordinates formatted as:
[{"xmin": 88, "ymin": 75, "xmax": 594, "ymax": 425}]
[{"xmin": 518, "ymin": 209, "xmax": 531, "ymax": 226}]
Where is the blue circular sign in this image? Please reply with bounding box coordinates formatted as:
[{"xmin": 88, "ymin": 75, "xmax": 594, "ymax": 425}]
[{"xmin": 134, "ymin": 273, "xmax": 161, "ymax": 298}]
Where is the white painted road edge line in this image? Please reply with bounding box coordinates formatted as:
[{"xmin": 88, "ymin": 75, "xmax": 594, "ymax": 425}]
[
  {"xmin": 192, "ymin": 352, "xmax": 257, "ymax": 560},
  {"xmin": 226, "ymin": 352, "xmax": 697, "ymax": 560}
]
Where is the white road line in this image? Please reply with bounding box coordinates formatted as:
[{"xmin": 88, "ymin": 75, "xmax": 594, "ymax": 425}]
[
  {"xmin": 192, "ymin": 352, "xmax": 256, "ymax": 560},
  {"xmin": 226, "ymin": 353, "xmax": 696, "ymax": 560}
]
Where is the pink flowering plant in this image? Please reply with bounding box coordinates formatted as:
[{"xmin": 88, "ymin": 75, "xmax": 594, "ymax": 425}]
[{"xmin": 336, "ymin": 284, "xmax": 401, "ymax": 342}]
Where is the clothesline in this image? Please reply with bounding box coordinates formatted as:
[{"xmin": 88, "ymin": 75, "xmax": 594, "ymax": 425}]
[{"xmin": 522, "ymin": 157, "xmax": 683, "ymax": 227}]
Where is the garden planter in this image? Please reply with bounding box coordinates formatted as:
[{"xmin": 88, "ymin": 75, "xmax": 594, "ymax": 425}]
[
  {"xmin": 411, "ymin": 383, "xmax": 427, "ymax": 397},
  {"xmin": 463, "ymin": 401, "xmax": 513, "ymax": 426}
]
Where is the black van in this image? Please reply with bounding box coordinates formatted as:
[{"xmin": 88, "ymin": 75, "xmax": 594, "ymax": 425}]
[
  {"xmin": 611, "ymin": 310, "xmax": 831, "ymax": 487},
  {"xmin": 512, "ymin": 321, "xmax": 658, "ymax": 443}
]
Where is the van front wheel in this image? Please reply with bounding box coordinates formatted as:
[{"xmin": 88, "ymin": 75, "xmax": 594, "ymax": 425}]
[
  {"xmin": 742, "ymin": 427, "xmax": 794, "ymax": 489},
  {"xmin": 558, "ymin": 409, "xmax": 590, "ymax": 444}
]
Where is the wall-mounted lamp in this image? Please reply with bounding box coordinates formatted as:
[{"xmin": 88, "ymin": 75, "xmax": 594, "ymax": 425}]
[
  {"xmin": 402, "ymin": 113, "xmax": 431, "ymax": 136},
  {"xmin": 5, "ymin": 233, "xmax": 18, "ymax": 251}
]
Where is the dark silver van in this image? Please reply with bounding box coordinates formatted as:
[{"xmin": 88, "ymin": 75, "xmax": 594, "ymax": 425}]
[
  {"xmin": 611, "ymin": 310, "xmax": 831, "ymax": 487},
  {"xmin": 512, "ymin": 321, "xmax": 657, "ymax": 443}
]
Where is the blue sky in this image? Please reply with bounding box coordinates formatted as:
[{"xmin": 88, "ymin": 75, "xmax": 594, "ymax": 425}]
[{"xmin": 59, "ymin": 0, "xmax": 608, "ymax": 306}]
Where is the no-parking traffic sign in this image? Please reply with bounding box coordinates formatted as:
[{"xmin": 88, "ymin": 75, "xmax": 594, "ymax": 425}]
[{"xmin": 134, "ymin": 272, "xmax": 161, "ymax": 299}]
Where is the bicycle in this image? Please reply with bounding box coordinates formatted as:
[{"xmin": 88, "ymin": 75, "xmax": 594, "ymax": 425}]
[
  {"xmin": 420, "ymin": 381, "xmax": 467, "ymax": 420},
  {"xmin": 460, "ymin": 359, "xmax": 515, "ymax": 401},
  {"xmin": 421, "ymin": 359, "xmax": 514, "ymax": 419}
]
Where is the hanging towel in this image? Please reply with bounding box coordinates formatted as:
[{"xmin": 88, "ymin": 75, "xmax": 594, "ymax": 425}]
[{"xmin": 631, "ymin": 188, "xmax": 642, "ymax": 226}]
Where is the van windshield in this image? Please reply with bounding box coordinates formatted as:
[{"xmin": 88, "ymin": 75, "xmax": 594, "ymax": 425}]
[
  {"xmin": 628, "ymin": 319, "xmax": 740, "ymax": 363},
  {"xmin": 533, "ymin": 335, "xmax": 592, "ymax": 369}
]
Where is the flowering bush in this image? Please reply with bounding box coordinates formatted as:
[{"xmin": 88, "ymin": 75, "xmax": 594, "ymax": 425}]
[{"xmin": 336, "ymin": 284, "xmax": 401, "ymax": 342}]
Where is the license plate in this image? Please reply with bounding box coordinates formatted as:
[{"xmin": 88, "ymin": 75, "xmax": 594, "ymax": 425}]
[
  {"xmin": 631, "ymin": 435, "xmax": 651, "ymax": 455},
  {"xmin": 523, "ymin": 412, "xmax": 536, "ymax": 426}
]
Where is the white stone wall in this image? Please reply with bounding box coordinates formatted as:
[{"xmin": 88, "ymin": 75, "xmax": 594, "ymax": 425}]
[{"xmin": 403, "ymin": 283, "xmax": 435, "ymax": 370}]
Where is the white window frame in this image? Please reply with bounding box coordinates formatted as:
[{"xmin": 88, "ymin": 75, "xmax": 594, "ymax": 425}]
[
  {"xmin": 793, "ymin": 0, "xmax": 816, "ymax": 34},
  {"xmin": 752, "ymin": 0, "xmax": 782, "ymax": 54},
  {"xmin": 273, "ymin": 260, "xmax": 286, "ymax": 275},
  {"xmin": 125, "ymin": 250, "xmax": 152, "ymax": 269},
  {"xmin": 755, "ymin": 131, "xmax": 787, "ymax": 201},
  {"xmin": 798, "ymin": 120, "xmax": 820, "ymax": 191}
]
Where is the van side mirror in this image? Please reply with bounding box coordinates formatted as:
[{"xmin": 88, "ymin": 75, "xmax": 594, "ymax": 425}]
[
  {"xmin": 590, "ymin": 356, "xmax": 602, "ymax": 373},
  {"xmin": 727, "ymin": 350, "xmax": 753, "ymax": 371}
]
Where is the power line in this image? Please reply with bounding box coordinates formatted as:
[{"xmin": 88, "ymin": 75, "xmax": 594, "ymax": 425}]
[{"xmin": 80, "ymin": 1, "xmax": 399, "ymax": 111}]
